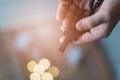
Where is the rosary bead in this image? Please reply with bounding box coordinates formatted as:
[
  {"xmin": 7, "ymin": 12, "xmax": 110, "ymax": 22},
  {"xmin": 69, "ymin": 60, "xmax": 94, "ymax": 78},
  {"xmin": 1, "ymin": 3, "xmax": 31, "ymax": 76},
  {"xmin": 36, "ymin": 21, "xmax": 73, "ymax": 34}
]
[
  {"xmin": 89, "ymin": 0, "xmax": 104, "ymax": 15},
  {"xmin": 90, "ymin": 0, "xmax": 94, "ymax": 3},
  {"xmin": 95, "ymin": 3, "xmax": 99, "ymax": 7},
  {"xmin": 89, "ymin": 3, "xmax": 93, "ymax": 8},
  {"xmin": 97, "ymin": 0, "xmax": 101, "ymax": 4}
]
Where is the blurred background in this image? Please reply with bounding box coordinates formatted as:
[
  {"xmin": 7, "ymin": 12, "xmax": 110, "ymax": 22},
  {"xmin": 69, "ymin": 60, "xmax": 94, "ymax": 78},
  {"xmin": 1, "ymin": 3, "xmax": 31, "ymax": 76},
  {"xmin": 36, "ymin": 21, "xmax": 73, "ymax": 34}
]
[{"xmin": 0, "ymin": 0, "xmax": 120, "ymax": 80}]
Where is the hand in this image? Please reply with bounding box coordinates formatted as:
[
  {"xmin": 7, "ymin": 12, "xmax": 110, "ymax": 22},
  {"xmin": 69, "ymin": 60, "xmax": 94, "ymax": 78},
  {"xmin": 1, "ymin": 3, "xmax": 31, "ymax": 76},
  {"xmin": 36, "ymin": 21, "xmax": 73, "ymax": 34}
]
[
  {"xmin": 57, "ymin": 0, "xmax": 120, "ymax": 44},
  {"xmin": 57, "ymin": 0, "xmax": 90, "ymax": 31}
]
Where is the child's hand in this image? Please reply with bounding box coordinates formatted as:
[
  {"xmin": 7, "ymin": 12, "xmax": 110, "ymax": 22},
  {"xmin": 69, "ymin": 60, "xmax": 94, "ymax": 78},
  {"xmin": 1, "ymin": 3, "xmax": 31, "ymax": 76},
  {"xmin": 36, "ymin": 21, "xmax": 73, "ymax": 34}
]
[
  {"xmin": 57, "ymin": 0, "xmax": 120, "ymax": 44},
  {"xmin": 57, "ymin": 0, "xmax": 89, "ymax": 31}
]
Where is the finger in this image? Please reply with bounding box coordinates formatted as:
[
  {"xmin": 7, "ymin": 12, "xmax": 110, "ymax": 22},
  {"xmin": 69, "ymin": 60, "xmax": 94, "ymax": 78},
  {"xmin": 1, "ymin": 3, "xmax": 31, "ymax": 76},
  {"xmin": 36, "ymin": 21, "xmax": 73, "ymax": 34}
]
[
  {"xmin": 59, "ymin": 36, "xmax": 66, "ymax": 43},
  {"xmin": 63, "ymin": 8, "xmax": 85, "ymax": 31},
  {"xmin": 74, "ymin": 23, "xmax": 109, "ymax": 44},
  {"xmin": 62, "ymin": 3, "xmax": 78, "ymax": 31},
  {"xmin": 76, "ymin": 11, "xmax": 105, "ymax": 31},
  {"xmin": 74, "ymin": 0, "xmax": 87, "ymax": 9},
  {"xmin": 84, "ymin": 0, "xmax": 90, "ymax": 12},
  {"xmin": 56, "ymin": 1, "xmax": 72, "ymax": 21},
  {"xmin": 61, "ymin": 6, "xmax": 85, "ymax": 32},
  {"xmin": 73, "ymin": 32, "xmax": 94, "ymax": 44}
]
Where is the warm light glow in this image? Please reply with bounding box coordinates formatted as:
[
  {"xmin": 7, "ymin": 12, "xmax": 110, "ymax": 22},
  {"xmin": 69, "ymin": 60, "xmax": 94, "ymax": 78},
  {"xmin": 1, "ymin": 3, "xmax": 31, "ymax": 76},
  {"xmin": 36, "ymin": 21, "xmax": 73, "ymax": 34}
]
[
  {"xmin": 42, "ymin": 72, "xmax": 53, "ymax": 80},
  {"xmin": 48, "ymin": 66, "xmax": 60, "ymax": 77},
  {"xmin": 33, "ymin": 65, "xmax": 45, "ymax": 75},
  {"xmin": 39, "ymin": 58, "xmax": 51, "ymax": 70},
  {"xmin": 27, "ymin": 59, "xmax": 60, "ymax": 80},
  {"xmin": 30, "ymin": 73, "xmax": 41, "ymax": 80},
  {"xmin": 27, "ymin": 61, "xmax": 37, "ymax": 72}
]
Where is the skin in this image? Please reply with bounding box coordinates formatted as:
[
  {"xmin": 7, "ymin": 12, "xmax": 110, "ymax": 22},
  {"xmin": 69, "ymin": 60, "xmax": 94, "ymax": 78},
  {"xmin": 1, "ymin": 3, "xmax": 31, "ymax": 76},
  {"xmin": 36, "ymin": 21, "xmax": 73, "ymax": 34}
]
[{"xmin": 57, "ymin": 0, "xmax": 120, "ymax": 44}]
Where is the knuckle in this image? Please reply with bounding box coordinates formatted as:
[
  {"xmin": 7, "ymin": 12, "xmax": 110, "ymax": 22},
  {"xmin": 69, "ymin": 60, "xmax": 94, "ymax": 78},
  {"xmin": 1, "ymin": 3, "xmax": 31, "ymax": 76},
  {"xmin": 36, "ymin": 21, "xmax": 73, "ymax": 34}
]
[
  {"xmin": 83, "ymin": 18, "xmax": 93, "ymax": 29},
  {"xmin": 99, "ymin": 10, "xmax": 112, "ymax": 22}
]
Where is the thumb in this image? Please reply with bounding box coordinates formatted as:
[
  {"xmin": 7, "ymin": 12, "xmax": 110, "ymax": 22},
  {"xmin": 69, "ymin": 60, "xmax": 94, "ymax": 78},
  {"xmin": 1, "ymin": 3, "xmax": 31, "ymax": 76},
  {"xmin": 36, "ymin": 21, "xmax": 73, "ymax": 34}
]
[{"xmin": 76, "ymin": 12, "xmax": 105, "ymax": 31}]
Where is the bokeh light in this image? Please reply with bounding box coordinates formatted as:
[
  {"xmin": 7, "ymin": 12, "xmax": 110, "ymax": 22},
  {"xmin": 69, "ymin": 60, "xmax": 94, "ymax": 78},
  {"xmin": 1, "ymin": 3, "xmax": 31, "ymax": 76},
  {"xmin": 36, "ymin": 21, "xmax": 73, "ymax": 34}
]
[
  {"xmin": 30, "ymin": 73, "xmax": 41, "ymax": 80},
  {"xmin": 39, "ymin": 58, "xmax": 51, "ymax": 70},
  {"xmin": 42, "ymin": 72, "xmax": 53, "ymax": 80},
  {"xmin": 48, "ymin": 66, "xmax": 60, "ymax": 77},
  {"xmin": 14, "ymin": 32, "xmax": 31, "ymax": 51},
  {"xmin": 27, "ymin": 58, "xmax": 60, "ymax": 80},
  {"xmin": 27, "ymin": 61, "xmax": 37, "ymax": 72},
  {"xmin": 33, "ymin": 65, "xmax": 45, "ymax": 75}
]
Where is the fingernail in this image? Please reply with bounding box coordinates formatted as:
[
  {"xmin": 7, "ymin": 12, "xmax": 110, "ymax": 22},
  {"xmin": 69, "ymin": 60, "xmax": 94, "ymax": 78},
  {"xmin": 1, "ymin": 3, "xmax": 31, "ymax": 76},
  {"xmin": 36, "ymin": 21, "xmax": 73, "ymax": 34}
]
[
  {"xmin": 76, "ymin": 21, "xmax": 84, "ymax": 31},
  {"xmin": 59, "ymin": 36, "xmax": 65, "ymax": 43},
  {"xmin": 61, "ymin": 25, "xmax": 68, "ymax": 32},
  {"xmin": 61, "ymin": 25, "xmax": 65, "ymax": 32}
]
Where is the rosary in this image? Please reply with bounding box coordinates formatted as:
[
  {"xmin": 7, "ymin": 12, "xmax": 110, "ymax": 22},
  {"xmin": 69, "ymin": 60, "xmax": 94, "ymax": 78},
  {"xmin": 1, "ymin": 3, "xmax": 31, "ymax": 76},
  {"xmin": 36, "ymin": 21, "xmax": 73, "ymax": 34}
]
[
  {"xmin": 89, "ymin": 0, "xmax": 104, "ymax": 15},
  {"xmin": 59, "ymin": 0, "xmax": 104, "ymax": 53}
]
